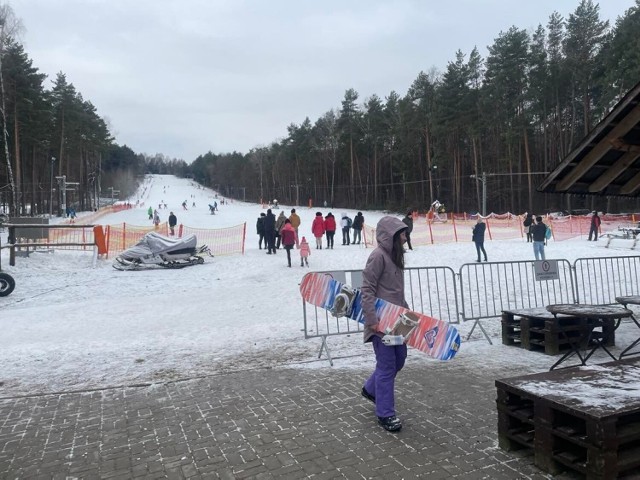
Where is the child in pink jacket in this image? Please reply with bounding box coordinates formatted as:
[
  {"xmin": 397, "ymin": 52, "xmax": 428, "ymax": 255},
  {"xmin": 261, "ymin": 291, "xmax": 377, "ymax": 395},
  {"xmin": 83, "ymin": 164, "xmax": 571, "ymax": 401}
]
[{"xmin": 299, "ymin": 236, "xmax": 311, "ymax": 267}]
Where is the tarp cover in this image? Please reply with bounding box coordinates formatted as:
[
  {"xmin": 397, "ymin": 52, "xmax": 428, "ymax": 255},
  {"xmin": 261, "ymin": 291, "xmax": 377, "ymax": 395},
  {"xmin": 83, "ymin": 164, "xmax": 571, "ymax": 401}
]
[{"xmin": 121, "ymin": 232, "xmax": 197, "ymax": 259}]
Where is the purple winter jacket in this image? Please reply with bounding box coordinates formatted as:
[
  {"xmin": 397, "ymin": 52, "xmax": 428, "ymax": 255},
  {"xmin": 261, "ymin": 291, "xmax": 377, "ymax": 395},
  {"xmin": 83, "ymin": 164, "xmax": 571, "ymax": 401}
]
[{"xmin": 361, "ymin": 216, "xmax": 408, "ymax": 343}]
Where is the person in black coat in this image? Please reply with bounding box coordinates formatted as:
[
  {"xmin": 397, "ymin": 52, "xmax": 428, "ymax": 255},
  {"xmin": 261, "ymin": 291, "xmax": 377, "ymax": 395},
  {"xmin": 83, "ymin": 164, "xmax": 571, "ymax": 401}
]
[
  {"xmin": 168, "ymin": 211, "xmax": 177, "ymax": 236},
  {"xmin": 472, "ymin": 218, "xmax": 487, "ymax": 262},
  {"xmin": 352, "ymin": 212, "xmax": 365, "ymax": 244},
  {"xmin": 402, "ymin": 211, "xmax": 414, "ymax": 250},
  {"xmin": 263, "ymin": 209, "xmax": 277, "ymax": 254},
  {"xmin": 531, "ymin": 216, "xmax": 547, "ymax": 260},
  {"xmin": 523, "ymin": 213, "xmax": 534, "ymax": 242},
  {"xmin": 256, "ymin": 213, "xmax": 266, "ymax": 249}
]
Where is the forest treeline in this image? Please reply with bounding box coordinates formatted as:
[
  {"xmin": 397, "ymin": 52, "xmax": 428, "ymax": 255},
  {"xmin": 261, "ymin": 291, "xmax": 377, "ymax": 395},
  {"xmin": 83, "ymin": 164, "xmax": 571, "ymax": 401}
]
[{"xmin": 1, "ymin": 0, "xmax": 639, "ymax": 217}]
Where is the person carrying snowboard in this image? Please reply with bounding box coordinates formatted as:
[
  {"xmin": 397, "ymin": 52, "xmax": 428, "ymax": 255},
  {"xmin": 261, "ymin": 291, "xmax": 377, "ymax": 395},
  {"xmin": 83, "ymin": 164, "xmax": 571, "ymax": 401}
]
[{"xmin": 361, "ymin": 216, "xmax": 409, "ymax": 433}]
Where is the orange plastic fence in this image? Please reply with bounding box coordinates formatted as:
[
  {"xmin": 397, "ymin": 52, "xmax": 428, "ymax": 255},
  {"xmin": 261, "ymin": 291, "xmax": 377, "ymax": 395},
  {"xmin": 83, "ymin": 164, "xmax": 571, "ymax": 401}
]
[
  {"xmin": 362, "ymin": 212, "xmax": 639, "ymax": 247},
  {"xmin": 46, "ymin": 225, "xmax": 97, "ymax": 250},
  {"xmin": 102, "ymin": 222, "xmax": 246, "ymax": 257},
  {"xmin": 181, "ymin": 223, "xmax": 246, "ymax": 256},
  {"xmin": 105, "ymin": 223, "xmax": 159, "ymax": 256}
]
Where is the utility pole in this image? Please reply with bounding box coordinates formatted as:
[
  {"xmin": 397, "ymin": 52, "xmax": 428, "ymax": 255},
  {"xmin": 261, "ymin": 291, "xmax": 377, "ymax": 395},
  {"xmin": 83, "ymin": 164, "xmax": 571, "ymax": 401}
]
[
  {"xmin": 471, "ymin": 171, "xmax": 549, "ymax": 216},
  {"xmin": 107, "ymin": 187, "xmax": 120, "ymax": 205},
  {"xmin": 49, "ymin": 157, "xmax": 56, "ymax": 217},
  {"xmin": 55, "ymin": 175, "xmax": 65, "ymax": 216},
  {"xmin": 55, "ymin": 175, "xmax": 80, "ymax": 216},
  {"xmin": 470, "ymin": 172, "xmax": 487, "ymax": 216}
]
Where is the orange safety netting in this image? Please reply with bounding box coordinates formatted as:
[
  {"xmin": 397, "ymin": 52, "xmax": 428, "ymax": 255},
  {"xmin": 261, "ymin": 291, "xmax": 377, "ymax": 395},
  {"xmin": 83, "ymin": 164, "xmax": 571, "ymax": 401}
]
[
  {"xmin": 44, "ymin": 226, "xmax": 97, "ymax": 250},
  {"xmin": 180, "ymin": 223, "xmax": 246, "ymax": 256},
  {"xmin": 362, "ymin": 212, "xmax": 640, "ymax": 247},
  {"xmin": 105, "ymin": 223, "xmax": 159, "ymax": 256},
  {"xmin": 103, "ymin": 222, "xmax": 246, "ymax": 257}
]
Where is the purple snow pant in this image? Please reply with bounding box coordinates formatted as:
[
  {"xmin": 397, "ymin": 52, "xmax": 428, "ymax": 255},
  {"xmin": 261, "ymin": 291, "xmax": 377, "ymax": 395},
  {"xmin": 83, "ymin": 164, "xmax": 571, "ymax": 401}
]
[{"xmin": 363, "ymin": 335, "xmax": 408, "ymax": 418}]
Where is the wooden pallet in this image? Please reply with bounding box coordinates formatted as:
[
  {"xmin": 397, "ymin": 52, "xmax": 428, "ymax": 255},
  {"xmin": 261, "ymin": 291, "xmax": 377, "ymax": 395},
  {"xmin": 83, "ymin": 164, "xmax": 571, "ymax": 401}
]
[
  {"xmin": 501, "ymin": 308, "xmax": 615, "ymax": 356},
  {"xmin": 496, "ymin": 358, "xmax": 640, "ymax": 479}
]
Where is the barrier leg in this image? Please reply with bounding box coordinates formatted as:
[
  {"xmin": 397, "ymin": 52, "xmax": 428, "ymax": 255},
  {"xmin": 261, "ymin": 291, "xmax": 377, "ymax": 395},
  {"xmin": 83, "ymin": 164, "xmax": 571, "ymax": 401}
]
[
  {"xmin": 317, "ymin": 335, "xmax": 333, "ymax": 366},
  {"xmin": 466, "ymin": 318, "xmax": 493, "ymax": 345}
]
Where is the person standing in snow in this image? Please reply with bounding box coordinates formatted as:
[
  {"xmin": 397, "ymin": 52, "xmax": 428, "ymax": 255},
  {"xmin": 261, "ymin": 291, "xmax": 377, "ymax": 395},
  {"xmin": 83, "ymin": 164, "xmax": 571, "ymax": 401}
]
[
  {"xmin": 153, "ymin": 210, "xmax": 161, "ymax": 229},
  {"xmin": 324, "ymin": 212, "xmax": 336, "ymax": 249},
  {"xmin": 472, "ymin": 217, "xmax": 487, "ymax": 262},
  {"xmin": 531, "ymin": 216, "xmax": 547, "ymax": 260},
  {"xmin": 256, "ymin": 212, "xmax": 266, "ymax": 249},
  {"xmin": 147, "ymin": 206, "xmax": 153, "ymax": 220},
  {"xmin": 299, "ymin": 236, "xmax": 311, "ymax": 267},
  {"xmin": 361, "ymin": 216, "xmax": 409, "ymax": 433},
  {"xmin": 289, "ymin": 208, "xmax": 301, "ymax": 244},
  {"xmin": 264, "ymin": 209, "xmax": 277, "ymax": 254},
  {"xmin": 352, "ymin": 212, "xmax": 365, "ymax": 244},
  {"xmin": 168, "ymin": 211, "xmax": 177, "ymax": 236},
  {"xmin": 311, "ymin": 212, "xmax": 325, "ymax": 249},
  {"xmin": 341, "ymin": 213, "xmax": 352, "ymax": 245},
  {"xmin": 588, "ymin": 211, "xmax": 601, "ymax": 241},
  {"xmin": 275, "ymin": 211, "xmax": 287, "ymax": 249}
]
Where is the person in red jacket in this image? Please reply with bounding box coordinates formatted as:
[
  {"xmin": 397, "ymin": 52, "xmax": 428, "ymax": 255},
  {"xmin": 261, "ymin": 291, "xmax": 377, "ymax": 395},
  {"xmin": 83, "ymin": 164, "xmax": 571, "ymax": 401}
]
[
  {"xmin": 311, "ymin": 212, "xmax": 325, "ymax": 249},
  {"xmin": 324, "ymin": 212, "xmax": 337, "ymax": 249},
  {"xmin": 280, "ymin": 219, "xmax": 298, "ymax": 267},
  {"xmin": 588, "ymin": 211, "xmax": 601, "ymax": 241}
]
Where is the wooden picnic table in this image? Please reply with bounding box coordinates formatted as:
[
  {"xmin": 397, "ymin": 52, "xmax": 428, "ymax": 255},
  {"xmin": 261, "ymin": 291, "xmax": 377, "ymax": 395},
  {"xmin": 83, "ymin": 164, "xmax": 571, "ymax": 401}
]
[
  {"xmin": 616, "ymin": 296, "xmax": 640, "ymax": 359},
  {"xmin": 545, "ymin": 304, "xmax": 633, "ymax": 370}
]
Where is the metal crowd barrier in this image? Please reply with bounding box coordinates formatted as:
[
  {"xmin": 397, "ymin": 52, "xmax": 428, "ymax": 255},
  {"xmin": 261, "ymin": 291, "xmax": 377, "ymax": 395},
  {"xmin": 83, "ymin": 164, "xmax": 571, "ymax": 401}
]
[
  {"xmin": 573, "ymin": 255, "xmax": 640, "ymax": 304},
  {"xmin": 302, "ymin": 256, "xmax": 640, "ymax": 363},
  {"xmin": 460, "ymin": 260, "xmax": 576, "ymax": 344}
]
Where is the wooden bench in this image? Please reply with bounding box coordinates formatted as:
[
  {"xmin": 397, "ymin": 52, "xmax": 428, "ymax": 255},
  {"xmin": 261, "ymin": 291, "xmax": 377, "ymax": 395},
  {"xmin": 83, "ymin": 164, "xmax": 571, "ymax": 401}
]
[{"xmin": 496, "ymin": 357, "xmax": 640, "ymax": 479}]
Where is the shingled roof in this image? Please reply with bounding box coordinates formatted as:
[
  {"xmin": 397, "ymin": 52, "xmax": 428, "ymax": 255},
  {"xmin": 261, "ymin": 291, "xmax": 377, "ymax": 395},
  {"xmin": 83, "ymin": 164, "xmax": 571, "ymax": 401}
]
[{"xmin": 538, "ymin": 80, "xmax": 640, "ymax": 198}]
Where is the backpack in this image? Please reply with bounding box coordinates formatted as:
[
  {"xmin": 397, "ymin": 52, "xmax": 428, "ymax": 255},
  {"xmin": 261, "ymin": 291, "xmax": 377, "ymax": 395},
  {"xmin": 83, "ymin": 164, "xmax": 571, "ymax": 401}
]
[
  {"xmin": 346, "ymin": 217, "xmax": 353, "ymax": 228},
  {"xmin": 545, "ymin": 226, "xmax": 552, "ymax": 240}
]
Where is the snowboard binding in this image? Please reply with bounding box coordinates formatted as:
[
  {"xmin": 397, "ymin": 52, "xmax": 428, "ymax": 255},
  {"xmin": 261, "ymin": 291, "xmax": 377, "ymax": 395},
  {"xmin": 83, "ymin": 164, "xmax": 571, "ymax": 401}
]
[
  {"xmin": 383, "ymin": 312, "xmax": 420, "ymax": 345},
  {"xmin": 331, "ymin": 284, "xmax": 357, "ymax": 317}
]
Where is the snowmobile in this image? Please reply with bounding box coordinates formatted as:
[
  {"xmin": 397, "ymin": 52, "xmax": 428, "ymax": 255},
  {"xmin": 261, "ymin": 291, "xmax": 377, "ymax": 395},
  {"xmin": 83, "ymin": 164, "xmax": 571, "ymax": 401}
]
[
  {"xmin": 0, "ymin": 271, "xmax": 15, "ymax": 296},
  {"xmin": 113, "ymin": 232, "xmax": 212, "ymax": 270}
]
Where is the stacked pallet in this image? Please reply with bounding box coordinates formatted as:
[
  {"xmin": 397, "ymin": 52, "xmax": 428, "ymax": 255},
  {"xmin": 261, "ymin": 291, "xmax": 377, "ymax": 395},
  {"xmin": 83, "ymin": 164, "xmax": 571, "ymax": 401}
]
[
  {"xmin": 496, "ymin": 358, "xmax": 640, "ymax": 479},
  {"xmin": 501, "ymin": 307, "xmax": 615, "ymax": 355}
]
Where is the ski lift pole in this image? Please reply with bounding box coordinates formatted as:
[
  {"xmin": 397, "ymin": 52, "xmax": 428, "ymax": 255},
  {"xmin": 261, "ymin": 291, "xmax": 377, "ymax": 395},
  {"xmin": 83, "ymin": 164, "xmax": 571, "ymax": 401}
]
[{"xmin": 470, "ymin": 172, "xmax": 487, "ymax": 216}]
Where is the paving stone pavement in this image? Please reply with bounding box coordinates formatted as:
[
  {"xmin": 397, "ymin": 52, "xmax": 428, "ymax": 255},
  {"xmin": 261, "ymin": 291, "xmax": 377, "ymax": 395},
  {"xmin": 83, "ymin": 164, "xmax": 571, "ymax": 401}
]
[{"xmin": 0, "ymin": 359, "xmax": 582, "ymax": 480}]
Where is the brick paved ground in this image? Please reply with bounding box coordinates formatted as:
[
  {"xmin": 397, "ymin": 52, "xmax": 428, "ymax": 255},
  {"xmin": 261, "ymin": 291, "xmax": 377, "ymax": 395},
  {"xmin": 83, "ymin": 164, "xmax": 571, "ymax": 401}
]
[{"xmin": 0, "ymin": 360, "xmax": 581, "ymax": 479}]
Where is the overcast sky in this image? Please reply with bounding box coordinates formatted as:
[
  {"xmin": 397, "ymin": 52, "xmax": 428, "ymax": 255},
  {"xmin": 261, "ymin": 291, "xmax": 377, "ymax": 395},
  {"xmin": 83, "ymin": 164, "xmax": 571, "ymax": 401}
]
[{"xmin": 11, "ymin": 0, "xmax": 636, "ymax": 162}]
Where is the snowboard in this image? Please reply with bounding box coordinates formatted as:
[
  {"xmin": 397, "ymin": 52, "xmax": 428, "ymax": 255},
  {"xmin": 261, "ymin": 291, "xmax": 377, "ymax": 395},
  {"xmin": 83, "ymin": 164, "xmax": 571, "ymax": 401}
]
[{"xmin": 300, "ymin": 272, "xmax": 460, "ymax": 360}]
